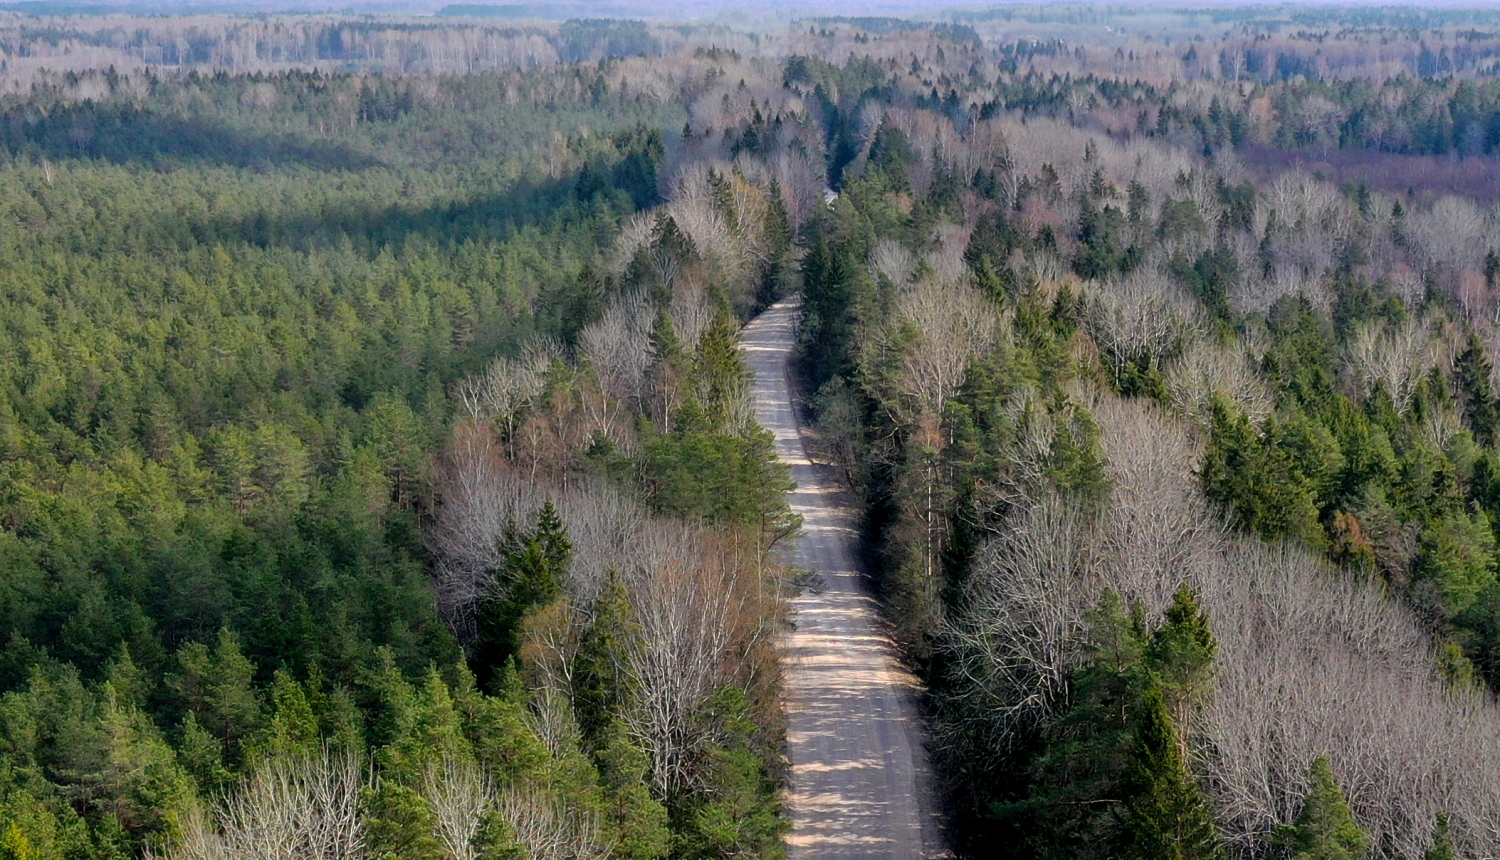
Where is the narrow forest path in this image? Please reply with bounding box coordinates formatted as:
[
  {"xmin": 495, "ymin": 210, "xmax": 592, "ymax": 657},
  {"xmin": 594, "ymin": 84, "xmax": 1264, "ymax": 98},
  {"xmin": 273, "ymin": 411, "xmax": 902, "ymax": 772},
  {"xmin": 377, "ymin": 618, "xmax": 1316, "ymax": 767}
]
[{"xmin": 743, "ymin": 298, "xmax": 945, "ymax": 859}]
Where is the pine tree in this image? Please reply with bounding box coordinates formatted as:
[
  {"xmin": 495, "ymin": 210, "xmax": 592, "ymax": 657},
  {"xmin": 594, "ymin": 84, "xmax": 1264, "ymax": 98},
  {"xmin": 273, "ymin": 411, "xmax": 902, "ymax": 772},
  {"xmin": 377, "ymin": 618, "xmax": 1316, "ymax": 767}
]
[
  {"xmin": 382, "ymin": 668, "xmax": 472, "ymax": 779},
  {"xmin": 964, "ymin": 210, "xmax": 1020, "ymax": 299},
  {"xmin": 1277, "ymin": 756, "xmax": 1368, "ymax": 860},
  {"xmin": 0, "ymin": 823, "xmax": 35, "ymax": 860},
  {"xmin": 1114, "ymin": 682, "xmax": 1222, "ymax": 860},
  {"xmin": 454, "ymin": 661, "xmax": 550, "ymax": 784},
  {"xmin": 361, "ymin": 782, "xmax": 446, "ymax": 860},
  {"xmin": 60, "ymin": 683, "xmax": 195, "ymax": 838},
  {"xmin": 169, "ymin": 629, "xmax": 264, "ymax": 770},
  {"xmin": 362, "ymin": 647, "xmax": 419, "ymax": 750}
]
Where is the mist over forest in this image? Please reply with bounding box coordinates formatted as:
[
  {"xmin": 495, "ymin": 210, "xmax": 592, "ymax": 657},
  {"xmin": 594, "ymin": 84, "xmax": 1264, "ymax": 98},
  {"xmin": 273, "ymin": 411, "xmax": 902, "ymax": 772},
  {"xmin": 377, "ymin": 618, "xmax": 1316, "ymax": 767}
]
[{"xmin": 6, "ymin": 3, "xmax": 1500, "ymax": 859}]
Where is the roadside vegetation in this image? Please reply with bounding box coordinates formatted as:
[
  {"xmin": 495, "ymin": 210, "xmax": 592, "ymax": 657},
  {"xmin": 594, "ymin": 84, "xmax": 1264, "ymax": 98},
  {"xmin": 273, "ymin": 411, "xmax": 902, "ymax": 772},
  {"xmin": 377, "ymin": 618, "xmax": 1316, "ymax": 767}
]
[{"xmin": 13, "ymin": 5, "xmax": 1500, "ymax": 858}]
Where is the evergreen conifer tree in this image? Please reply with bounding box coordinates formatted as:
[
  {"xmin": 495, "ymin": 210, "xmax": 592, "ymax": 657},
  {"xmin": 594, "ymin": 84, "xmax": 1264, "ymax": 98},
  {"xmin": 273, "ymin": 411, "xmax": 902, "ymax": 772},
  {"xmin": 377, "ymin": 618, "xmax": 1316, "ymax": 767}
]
[
  {"xmin": 1456, "ymin": 335, "xmax": 1498, "ymax": 444},
  {"xmin": 694, "ymin": 311, "xmax": 750, "ymax": 429},
  {"xmin": 1147, "ymin": 585, "xmax": 1218, "ymax": 748},
  {"xmin": 1424, "ymin": 813, "xmax": 1456, "ymax": 860},
  {"xmin": 1278, "ymin": 756, "xmax": 1368, "ymax": 860},
  {"xmin": 259, "ymin": 669, "xmax": 320, "ymax": 760},
  {"xmin": 473, "ymin": 503, "xmax": 571, "ymax": 688},
  {"xmin": 1114, "ymin": 682, "xmax": 1222, "ymax": 860}
]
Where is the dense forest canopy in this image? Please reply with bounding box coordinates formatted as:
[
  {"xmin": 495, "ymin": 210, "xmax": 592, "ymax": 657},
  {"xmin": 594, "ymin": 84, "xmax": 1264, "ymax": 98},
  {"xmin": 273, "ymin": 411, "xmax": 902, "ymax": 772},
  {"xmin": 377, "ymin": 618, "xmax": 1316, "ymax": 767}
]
[
  {"xmin": 0, "ymin": 29, "xmax": 809, "ymax": 859},
  {"xmin": 12, "ymin": 4, "xmax": 1500, "ymax": 859}
]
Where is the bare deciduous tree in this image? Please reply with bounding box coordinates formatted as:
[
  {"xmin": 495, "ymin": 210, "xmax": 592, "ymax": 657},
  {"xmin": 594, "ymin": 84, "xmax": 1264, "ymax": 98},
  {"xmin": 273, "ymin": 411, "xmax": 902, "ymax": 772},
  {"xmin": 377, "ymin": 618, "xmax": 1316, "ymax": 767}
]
[
  {"xmin": 453, "ymin": 335, "xmax": 557, "ymax": 459},
  {"xmin": 577, "ymin": 290, "xmax": 654, "ymax": 447},
  {"xmin": 1083, "ymin": 268, "xmax": 1199, "ymax": 385},
  {"xmin": 430, "ymin": 422, "xmax": 529, "ymax": 641},
  {"xmin": 622, "ymin": 526, "xmax": 743, "ymax": 800},
  {"xmin": 894, "ymin": 276, "xmax": 1000, "ymax": 422},
  {"xmin": 940, "ymin": 393, "xmax": 1500, "ymax": 860},
  {"xmin": 495, "ymin": 786, "xmax": 609, "ymax": 860},
  {"xmin": 869, "ymin": 238, "xmax": 917, "ymax": 287},
  {"xmin": 669, "ymin": 282, "xmax": 714, "ymax": 353},
  {"xmin": 424, "ymin": 757, "xmax": 493, "ymax": 860},
  {"xmin": 1163, "ymin": 339, "xmax": 1274, "ymax": 428},
  {"xmin": 1344, "ymin": 317, "xmax": 1441, "ymax": 413},
  {"xmin": 168, "ymin": 751, "xmax": 365, "ymax": 860}
]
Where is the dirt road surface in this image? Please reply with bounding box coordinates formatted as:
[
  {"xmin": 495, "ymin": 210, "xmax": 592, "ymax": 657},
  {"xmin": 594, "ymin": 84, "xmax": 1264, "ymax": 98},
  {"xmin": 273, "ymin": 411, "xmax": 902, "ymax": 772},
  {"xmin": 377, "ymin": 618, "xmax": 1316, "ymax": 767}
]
[{"xmin": 743, "ymin": 297, "xmax": 945, "ymax": 859}]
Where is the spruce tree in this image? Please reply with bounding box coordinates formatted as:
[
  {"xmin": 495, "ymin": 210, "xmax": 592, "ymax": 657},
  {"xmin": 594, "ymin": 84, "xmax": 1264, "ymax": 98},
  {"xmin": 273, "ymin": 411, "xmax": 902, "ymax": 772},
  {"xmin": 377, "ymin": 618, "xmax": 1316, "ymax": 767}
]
[
  {"xmin": 1011, "ymin": 590, "xmax": 1146, "ymax": 857},
  {"xmin": 1278, "ymin": 756, "xmax": 1368, "ymax": 860},
  {"xmin": 693, "ymin": 311, "xmax": 751, "ymax": 430},
  {"xmin": 1147, "ymin": 585, "xmax": 1218, "ymax": 748},
  {"xmin": 1456, "ymin": 334, "xmax": 1498, "ymax": 444},
  {"xmin": 573, "ymin": 573, "xmax": 638, "ymax": 741},
  {"xmin": 1424, "ymin": 813, "xmax": 1456, "ymax": 860},
  {"xmin": 473, "ymin": 503, "xmax": 572, "ymax": 689},
  {"xmin": 1114, "ymin": 681, "xmax": 1222, "ymax": 860}
]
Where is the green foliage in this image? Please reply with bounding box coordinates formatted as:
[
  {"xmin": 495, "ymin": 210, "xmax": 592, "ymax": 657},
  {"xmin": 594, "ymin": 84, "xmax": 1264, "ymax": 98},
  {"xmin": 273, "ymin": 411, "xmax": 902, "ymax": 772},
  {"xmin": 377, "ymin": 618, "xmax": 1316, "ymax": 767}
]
[
  {"xmin": 0, "ymin": 55, "xmax": 691, "ymax": 846},
  {"xmin": 672, "ymin": 688, "xmax": 788, "ymax": 860},
  {"xmin": 694, "ymin": 312, "xmax": 753, "ymax": 428},
  {"xmin": 799, "ymin": 234, "xmax": 872, "ymax": 389},
  {"xmin": 0, "ymin": 34, "xmax": 809, "ymax": 857},
  {"xmin": 1417, "ymin": 511, "xmax": 1498, "ymax": 619},
  {"xmin": 170, "ymin": 630, "xmax": 263, "ymax": 771},
  {"xmin": 0, "ymin": 784, "xmax": 92, "ymax": 860},
  {"xmin": 381, "ymin": 668, "xmax": 473, "ymax": 780},
  {"xmin": 1277, "ymin": 756, "xmax": 1368, "ymax": 860},
  {"xmin": 965, "ymin": 210, "xmax": 1022, "ymax": 299},
  {"xmin": 258, "ymin": 670, "xmax": 321, "ymax": 761},
  {"xmin": 56, "ymin": 683, "xmax": 195, "ymax": 842},
  {"xmin": 1194, "ymin": 265, "xmax": 1500, "ymax": 688},
  {"xmin": 361, "ymin": 782, "xmax": 446, "ymax": 860},
  {"xmin": 0, "ymin": 825, "xmax": 34, "ymax": 860},
  {"xmin": 1457, "ymin": 336, "xmax": 1499, "ymax": 445},
  {"xmin": 1073, "ymin": 199, "xmax": 1136, "ymax": 280},
  {"xmin": 1147, "ymin": 586, "xmax": 1219, "ymax": 725},
  {"xmin": 452, "ymin": 665, "xmax": 550, "ymax": 783},
  {"xmin": 1170, "ymin": 248, "xmax": 1238, "ymax": 324},
  {"xmin": 1201, "ymin": 402, "xmax": 1325, "ymax": 546},
  {"xmin": 591, "ymin": 720, "xmax": 672, "ymax": 860},
  {"xmin": 635, "ymin": 302, "xmax": 796, "ymax": 532},
  {"xmin": 572, "ymin": 575, "xmax": 637, "ymax": 742},
  {"xmin": 473, "ymin": 503, "xmax": 571, "ymax": 689},
  {"xmin": 993, "ymin": 591, "xmax": 1147, "ymax": 857},
  {"xmin": 641, "ymin": 408, "xmax": 793, "ymax": 528},
  {"xmin": 987, "ymin": 589, "xmax": 1222, "ymax": 859},
  {"xmin": 1425, "ymin": 813, "xmax": 1457, "ymax": 860},
  {"xmin": 867, "ymin": 119, "xmax": 916, "ymax": 190},
  {"xmin": 1114, "ymin": 682, "xmax": 1222, "ymax": 860}
]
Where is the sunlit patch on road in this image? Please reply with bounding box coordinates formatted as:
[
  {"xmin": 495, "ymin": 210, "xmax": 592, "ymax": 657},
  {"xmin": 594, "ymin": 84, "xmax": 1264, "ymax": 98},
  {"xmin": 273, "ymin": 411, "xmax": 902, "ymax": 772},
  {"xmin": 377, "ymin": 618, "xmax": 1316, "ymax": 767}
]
[{"xmin": 744, "ymin": 298, "xmax": 948, "ymax": 859}]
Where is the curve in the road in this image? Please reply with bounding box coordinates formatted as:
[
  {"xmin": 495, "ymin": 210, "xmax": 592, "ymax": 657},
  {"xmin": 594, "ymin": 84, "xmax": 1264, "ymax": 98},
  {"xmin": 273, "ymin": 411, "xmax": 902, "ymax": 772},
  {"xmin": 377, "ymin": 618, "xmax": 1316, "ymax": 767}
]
[{"xmin": 743, "ymin": 297, "xmax": 945, "ymax": 859}]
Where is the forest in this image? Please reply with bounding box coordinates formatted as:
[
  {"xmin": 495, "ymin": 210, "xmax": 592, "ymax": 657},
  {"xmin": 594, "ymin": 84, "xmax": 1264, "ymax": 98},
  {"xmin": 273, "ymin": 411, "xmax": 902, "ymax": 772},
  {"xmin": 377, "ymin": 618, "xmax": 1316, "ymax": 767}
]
[
  {"xmin": 0, "ymin": 33, "xmax": 810, "ymax": 860},
  {"xmin": 9, "ymin": 3, "xmax": 1500, "ymax": 859}
]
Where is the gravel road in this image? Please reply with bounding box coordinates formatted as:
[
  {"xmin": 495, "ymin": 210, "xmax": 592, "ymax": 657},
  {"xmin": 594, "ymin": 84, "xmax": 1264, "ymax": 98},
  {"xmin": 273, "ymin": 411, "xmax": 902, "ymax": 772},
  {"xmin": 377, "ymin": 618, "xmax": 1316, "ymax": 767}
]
[{"xmin": 743, "ymin": 297, "xmax": 945, "ymax": 859}]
